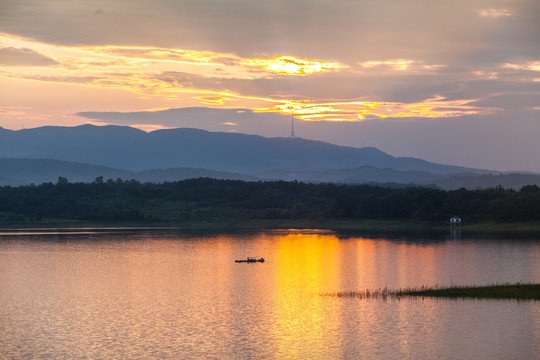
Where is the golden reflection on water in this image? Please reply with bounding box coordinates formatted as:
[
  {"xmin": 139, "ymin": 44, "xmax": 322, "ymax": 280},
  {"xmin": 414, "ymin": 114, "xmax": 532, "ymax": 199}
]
[{"xmin": 272, "ymin": 232, "xmax": 341, "ymax": 358}]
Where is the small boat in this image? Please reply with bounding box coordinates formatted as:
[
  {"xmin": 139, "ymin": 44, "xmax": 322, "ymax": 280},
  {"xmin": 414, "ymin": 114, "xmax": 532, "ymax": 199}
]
[{"xmin": 235, "ymin": 257, "xmax": 265, "ymax": 263}]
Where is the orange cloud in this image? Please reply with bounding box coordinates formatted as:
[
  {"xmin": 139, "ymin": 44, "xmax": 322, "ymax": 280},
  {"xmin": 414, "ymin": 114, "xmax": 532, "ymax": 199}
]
[
  {"xmin": 360, "ymin": 59, "xmax": 414, "ymax": 71},
  {"xmin": 0, "ymin": 33, "xmax": 501, "ymax": 124},
  {"xmin": 504, "ymin": 61, "xmax": 540, "ymax": 72},
  {"xmin": 358, "ymin": 59, "xmax": 444, "ymax": 72},
  {"xmin": 478, "ymin": 9, "xmax": 512, "ymax": 18},
  {"xmin": 194, "ymin": 95, "xmax": 232, "ymax": 105},
  {"xmin": 80, "ymin": 46, "xmax": 346, "ymax": 77},
  {"xmin": 244, "ymin": 56, "xmax": 344, "ymax": 76},
  {"xmin": 80, "ymin": 45, "xmax": 233, "ymax": 66},
  {"xmin": 254, "ymin": 96, "xmax": 495, "ymax": 121}
]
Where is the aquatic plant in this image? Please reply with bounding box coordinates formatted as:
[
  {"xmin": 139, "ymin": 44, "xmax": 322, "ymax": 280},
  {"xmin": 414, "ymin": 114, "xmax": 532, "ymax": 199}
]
[{"xmin": 320, "ymin": 283, "xmax": 540, "ymax": 300}]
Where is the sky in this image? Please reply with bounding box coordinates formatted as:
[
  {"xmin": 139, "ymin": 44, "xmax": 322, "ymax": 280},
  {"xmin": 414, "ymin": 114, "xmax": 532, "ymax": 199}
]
[{"xmin": 0, "ymin": 0, "xmax": 539, "ymax": 172}]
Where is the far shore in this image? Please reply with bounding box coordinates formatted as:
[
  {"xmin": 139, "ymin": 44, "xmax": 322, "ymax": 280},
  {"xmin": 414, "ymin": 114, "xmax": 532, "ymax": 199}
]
[{"xmin": 1, "ymin": 218, "xmax": 540, "ymax": 234}]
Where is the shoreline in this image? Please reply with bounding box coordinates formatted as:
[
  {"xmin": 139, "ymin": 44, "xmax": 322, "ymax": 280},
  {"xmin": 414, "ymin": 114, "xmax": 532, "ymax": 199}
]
[{"xmin": 2, "ymin": 219, "xmax": 540, "ymax": 234}]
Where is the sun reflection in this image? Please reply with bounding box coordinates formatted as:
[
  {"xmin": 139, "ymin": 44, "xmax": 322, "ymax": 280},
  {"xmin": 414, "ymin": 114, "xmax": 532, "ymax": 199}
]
[{"xmin": 271, "ymin": 232, "xmax": 341, "ymax": 357}]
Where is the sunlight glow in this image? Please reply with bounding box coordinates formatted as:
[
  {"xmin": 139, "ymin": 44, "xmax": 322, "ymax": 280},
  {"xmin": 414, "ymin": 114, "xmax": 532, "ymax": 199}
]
[
  {"xmin": 244, "ymin": 56, "xmax": 344, "ymax": 75},
  {"xmin": 88, "ymin": 121, "xmax": 174, "ymax": 132},
  {"xmin": 273, "ymin": 233, "xmax": 341, "ymax": 356}
]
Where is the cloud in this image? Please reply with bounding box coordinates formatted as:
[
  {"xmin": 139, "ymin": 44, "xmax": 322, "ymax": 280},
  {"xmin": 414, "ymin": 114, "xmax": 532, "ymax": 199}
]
[
  {"xmin": 80, "ymin": 45, "xmax": 346, "ymax": 78},
  {"xmin": 1, "ymin": 29, "xmax": 530, "ymax": 122},
  {"xmin": 0, "ymin": 47, "xmax": 58, "ymax": 66},
  {"xmin": 469, "ymin": 93, "xmax": 540, "ymax": 110},
  {"xmin": 75, "ymin": 107, "xmax": 289, "ymax": 136},
  {"xmin": 2, "ymin": 0, "xmax": 538, "ymax": 65},
  {"xmin": 360, "ymin": 59, "xmax": 414, "ymax": 71},
  {"xmin": 81, "ymin": 45, "xmax": 237, "ymax": 65},
  {"xmin": 10, "ymin": 74, "xmax": 99, "ymax": 84},
  {"xmin": 243, "ymin": 56, "xmax": 344, "ymax": 76},
  {"xmin": 477, "ymin": 9, "xmax": 512, "ymax": 18},
  {"xmin": 504, "ymin": 61, "xmax": 540, "ymax": 72}
]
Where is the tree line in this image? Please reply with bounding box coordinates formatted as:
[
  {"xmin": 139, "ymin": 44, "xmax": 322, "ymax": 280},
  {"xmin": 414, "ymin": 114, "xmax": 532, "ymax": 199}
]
[{"xmin": 1, "ymin": 177, "xmax": 539, "ymax": 223}]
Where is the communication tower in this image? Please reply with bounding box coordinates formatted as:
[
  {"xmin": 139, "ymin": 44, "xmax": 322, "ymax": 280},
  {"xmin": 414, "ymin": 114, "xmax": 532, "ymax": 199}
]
[{"xmin": 290, "ymin": 111, "xmax": 296, "ymax": 138}]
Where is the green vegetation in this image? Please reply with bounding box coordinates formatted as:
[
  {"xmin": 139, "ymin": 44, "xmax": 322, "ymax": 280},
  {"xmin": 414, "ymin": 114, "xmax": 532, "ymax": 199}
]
[
  {"xmin": 321, "ymin": 283, "xmax": 540, "ymax": 300},
  {"xmin": 1, "ymin": 177, "xmax": 540, "ymax": 227},
  {"xmin": 399, "ymin": 283, "xmax": 540, "ymax": 299}
]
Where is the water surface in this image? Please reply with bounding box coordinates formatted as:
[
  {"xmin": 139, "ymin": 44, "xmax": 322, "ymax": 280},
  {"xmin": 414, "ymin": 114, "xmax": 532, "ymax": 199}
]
[{"xmin": 1, "ymin": 229, "xmax": 539, "ymax": 359}]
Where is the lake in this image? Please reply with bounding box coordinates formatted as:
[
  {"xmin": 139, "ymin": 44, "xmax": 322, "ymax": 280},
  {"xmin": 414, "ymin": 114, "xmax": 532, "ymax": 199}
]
[{"xmin": 1, "ymin": 228, "xmax": 539, "ymax": 359}]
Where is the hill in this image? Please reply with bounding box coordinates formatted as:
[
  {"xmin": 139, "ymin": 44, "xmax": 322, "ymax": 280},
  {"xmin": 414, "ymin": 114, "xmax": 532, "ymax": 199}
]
[
  {"xmin": 0, "ymin": 124, "xmax": 493, "ymax": 174},
  {"xmin": 2, "ymin": 158, "xmax": 540, "ymax": 190},
  {"xmin": 4, "ymin": 124, "xmax": 539, "ymax": 189},
  {"xmin": 0, "ymin": 159, "xmax": 257, "ymax": 186},
  {"xmin": 256, "ymin": 166, "xmax": 540, "ymax": 190}
]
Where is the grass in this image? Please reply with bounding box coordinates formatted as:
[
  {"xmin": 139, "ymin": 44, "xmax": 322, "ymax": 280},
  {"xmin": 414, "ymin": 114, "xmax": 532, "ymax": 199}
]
[{"xmin": 320, "ymin": 283, "xmax": 540, "ymax": 300}]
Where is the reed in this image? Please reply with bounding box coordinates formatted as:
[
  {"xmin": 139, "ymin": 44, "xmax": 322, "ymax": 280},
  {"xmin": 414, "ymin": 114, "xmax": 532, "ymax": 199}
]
[{"xmin": 320, "ymin": 283, "xmax": 540, "ymax": 300}]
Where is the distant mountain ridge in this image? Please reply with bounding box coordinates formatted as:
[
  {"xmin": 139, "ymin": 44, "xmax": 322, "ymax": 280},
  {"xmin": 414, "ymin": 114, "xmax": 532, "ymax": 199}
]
[
  {"xmin": 4, "ymin": 124, "xmax": 539, "ymax": 190},
  {"xmin": 0, "ymin": 159, "xmax": 257, "ymax": 186},
  {"xmin": 2, "ymin": 159, "xmax": 540, "ymax": 190},
  {"xmin": 0, "ymin": 124, "xmax": 493, "ymax": 174}
]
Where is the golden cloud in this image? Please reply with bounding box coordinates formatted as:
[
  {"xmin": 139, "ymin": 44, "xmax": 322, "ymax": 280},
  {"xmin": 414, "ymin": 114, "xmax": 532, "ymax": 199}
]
[
  {"xmin": 194, "ymin": 95, "xmax": 231, "ymax": 105},
  {"xmin": 0, "ymin": 33, "xmax": 499, "ymax": 124},
  {"xmin": 243, "ymin": 56, "xmax": 344, "ymax": 76},
  {"xmin": 80, "ymin": 45, "xmax": 233, "ymax": 65},
  {"xmin": 79, "ymin": 46, "xmax": 345, "ymax": 77},
  {"xmin": 254, "ymin": 96, "xmax": 495, "ymax": 121}
]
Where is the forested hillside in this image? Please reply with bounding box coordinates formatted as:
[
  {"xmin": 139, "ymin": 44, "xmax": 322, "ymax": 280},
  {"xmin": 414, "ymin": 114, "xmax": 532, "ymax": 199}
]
[{"xmin": 1, "ymin": 178, "xmax": 539, "ymax": 224}]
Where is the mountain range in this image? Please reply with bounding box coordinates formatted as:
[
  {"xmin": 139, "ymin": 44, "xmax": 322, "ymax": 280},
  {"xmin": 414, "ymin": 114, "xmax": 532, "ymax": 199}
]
[{"xmin": 1, "ymin": 124, "xmax": 539, "ymax": 189}]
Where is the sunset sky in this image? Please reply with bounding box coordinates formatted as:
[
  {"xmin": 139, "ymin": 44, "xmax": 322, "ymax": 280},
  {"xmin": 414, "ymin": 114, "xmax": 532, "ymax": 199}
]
[{"xmin": 1, "ymin": 0, "xmax": 539, "ymax": 172}]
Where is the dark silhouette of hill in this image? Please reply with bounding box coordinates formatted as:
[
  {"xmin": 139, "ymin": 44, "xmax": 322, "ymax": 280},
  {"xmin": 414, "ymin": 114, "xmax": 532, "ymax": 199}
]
[
  {"xmin": 0, "ymin": 158, "xmax": 132, "ymax": 186},
  {"xmin": 0, "ymin": 124, "xmax": 494, "ymax": 175},
  {"xmin": 257, "ymin": 166, "xmax": 440, "ymax": 183},
  {"xmin": 135, "ymin": 167, "xmax": 258, "ymax": 183},
  {"xmin": 0, "ymin": 159, "xmax": 258, "ymax": 186},
  {"xmin": 424, "ymin": 173, "xmax": 540, "ymax": 190},
  {"xmin": 257, "ymin": 166, "xmax": 540, "ymax": 190}
]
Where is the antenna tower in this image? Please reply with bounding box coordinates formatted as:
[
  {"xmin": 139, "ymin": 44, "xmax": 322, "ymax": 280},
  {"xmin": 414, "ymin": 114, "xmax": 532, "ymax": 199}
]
[{"xmin": 290, "ymin": 111, "xmax": 296, "ymax": 138}]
